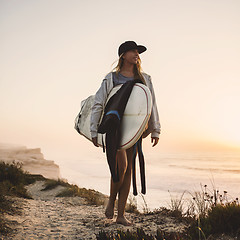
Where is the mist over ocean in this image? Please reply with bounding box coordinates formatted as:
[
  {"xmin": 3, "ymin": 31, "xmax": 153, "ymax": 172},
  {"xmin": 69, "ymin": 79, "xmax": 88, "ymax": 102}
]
[{"xmin": 57, "ymin": 151, "xmax": 240, "ymax": 211}]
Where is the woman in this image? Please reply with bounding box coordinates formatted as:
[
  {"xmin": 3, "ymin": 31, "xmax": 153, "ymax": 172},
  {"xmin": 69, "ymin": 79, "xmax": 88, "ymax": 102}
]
[{"xmin": 90, "ymin": 41, "xmax": 161, "ymax": 226}]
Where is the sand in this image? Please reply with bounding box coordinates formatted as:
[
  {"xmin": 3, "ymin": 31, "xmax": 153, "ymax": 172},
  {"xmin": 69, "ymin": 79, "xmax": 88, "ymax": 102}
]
[{"xmin": 2, "ymin": 180, "xmax": 189, "ymax": 239}]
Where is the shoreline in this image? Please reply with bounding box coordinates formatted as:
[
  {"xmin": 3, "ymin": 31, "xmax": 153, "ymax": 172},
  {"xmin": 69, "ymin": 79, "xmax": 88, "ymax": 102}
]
[{"xmin": 56, "ymin": 150, "xmax": 240, "ymax": 212}]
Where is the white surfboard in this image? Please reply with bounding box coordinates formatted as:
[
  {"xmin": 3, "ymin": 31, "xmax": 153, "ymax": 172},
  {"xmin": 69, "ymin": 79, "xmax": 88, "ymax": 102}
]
[{"xmin": 75, "ymin": 83, "xmax": 152, "ymax": 150}]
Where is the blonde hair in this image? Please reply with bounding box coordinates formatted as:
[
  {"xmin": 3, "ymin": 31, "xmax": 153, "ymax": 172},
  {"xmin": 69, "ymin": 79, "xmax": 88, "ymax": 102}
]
[{"xmin": 112, "ymin": 53, "xmax": 146, "ymax": 85}]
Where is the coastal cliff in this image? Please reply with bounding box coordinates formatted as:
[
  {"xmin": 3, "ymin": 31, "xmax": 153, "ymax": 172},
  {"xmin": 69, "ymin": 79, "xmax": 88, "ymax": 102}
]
[{"xmin": 0, "ymin": 144, "xmax": 60, "ymax": 179}]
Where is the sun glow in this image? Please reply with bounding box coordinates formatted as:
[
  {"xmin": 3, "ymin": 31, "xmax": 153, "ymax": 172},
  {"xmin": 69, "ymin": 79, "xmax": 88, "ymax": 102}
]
[{"xmin": 210, "ymin": 94, "xmax": 240, "ymax": 149}]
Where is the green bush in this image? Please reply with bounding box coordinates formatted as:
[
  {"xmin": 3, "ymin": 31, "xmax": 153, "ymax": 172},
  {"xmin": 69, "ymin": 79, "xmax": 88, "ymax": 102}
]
[
  {"xmin": 189, "ymin": 201, "xmax": 240, "ymax": 238},
  {"xmin": 0, "ymin": 162, "xmax": 29, "ymax": 198},
  {"xmin": 168, "ymin": 184, "xmax": 240, "ymax": 239},
  {"xmin": 0, "ymin": 161, "xmax": 46, "ymax": 237},
  {"xmin": 0, "ymin": 180, "xmax": 31, "ymax": 199},
  {"xmin": 204, "ymin": 202, "xmax": 240, "ymax": 234},
  {"xmin": 0, "ymin": 161, "xmax": 25, "ymax": 185},
  {"xmin": 0, "ymin": 161, "xmax": 45, "ymax": 188}
]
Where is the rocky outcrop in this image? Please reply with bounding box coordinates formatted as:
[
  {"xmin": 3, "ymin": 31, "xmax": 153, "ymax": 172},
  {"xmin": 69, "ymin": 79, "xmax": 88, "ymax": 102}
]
[{"xmin": 0, "ymin": 144, "xmax": 60, "ymax": 179}]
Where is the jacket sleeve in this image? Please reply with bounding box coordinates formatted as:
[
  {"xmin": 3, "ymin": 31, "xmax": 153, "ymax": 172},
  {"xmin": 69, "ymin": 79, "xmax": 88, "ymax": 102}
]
[
  {"xmin": 90, "ymin": 79, "xmax": 109, "ymax": 138},
  {"xmin": 143, "ymin": 75, "xmax": 161, "ymax": 138}
]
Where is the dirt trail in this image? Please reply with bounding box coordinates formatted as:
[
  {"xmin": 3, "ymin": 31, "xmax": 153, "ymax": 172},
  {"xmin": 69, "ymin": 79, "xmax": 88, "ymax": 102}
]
[{"xmin": 3, "ymin": 181, "xmax": 187, "ymax": 239}]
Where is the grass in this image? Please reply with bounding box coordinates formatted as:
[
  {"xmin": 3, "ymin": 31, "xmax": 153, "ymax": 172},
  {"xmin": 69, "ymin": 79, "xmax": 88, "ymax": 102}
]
[
  {"xmin": 96, "ymin": 228, "xmax": 189, "ymax": 240},
  {"xmin": 39, "ymin": 177, "xmax": 107, "ymax": 206},
  {"xmin": 166, "ymin": 184, "xmax": 240, "ymax": 239},
  {"xmin": 125, "ymin": 195, "xmax": 140, "ymax": 214},
  {"xmin": 0, "ymin": 161, "xmax": 45, "ymax": 199},
  {"xmin": 41, "ymin": 178, "xmax": 69, "ymax": 191},
  {"xmin": 0, "ymin": 161, "xmax": 45, "ymax": 236},
  {"xmin": 140, "ymin": 193, "xmax": 151, "ymax": 214},
  {"xmin": 190, "ymin": 185, "xmax": 240, "ymax": 239},
  {"xmin": 188, "ymin": 201, "xmax": 240, "ymax": 239},
  {"xmin": 57, "ymin": 184, "xmax": 106, "ymax": 206},
  {"xmin": 120, "ymin": 185, "xmax": 240, "ymax": 239},
  {"xmin": 40, "ymin": 174, "xmax": 107, "ymax": 206},
  {"xmin": 168, "ymin": 190, "xmax": 186, "ymax": 219},
  {"xmin": 96, "ymin": 228, "xmax": 155, "ymax": 240}
]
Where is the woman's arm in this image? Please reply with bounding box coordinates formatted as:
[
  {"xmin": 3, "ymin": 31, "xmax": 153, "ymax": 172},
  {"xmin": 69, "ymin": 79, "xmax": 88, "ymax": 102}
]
[
  {"xmin": 149, "ymin": 75, "xmax": 161, "ymax": 138},
  {"xmin": 143, "ymin": 74, "xmax": 161, "ymax": 145}
]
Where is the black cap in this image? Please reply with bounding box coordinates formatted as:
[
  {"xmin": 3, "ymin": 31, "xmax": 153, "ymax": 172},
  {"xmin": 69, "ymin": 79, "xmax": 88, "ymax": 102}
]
[{"xmin": 118, "ymin": 41, "xmax": 147, "ymax": 56}]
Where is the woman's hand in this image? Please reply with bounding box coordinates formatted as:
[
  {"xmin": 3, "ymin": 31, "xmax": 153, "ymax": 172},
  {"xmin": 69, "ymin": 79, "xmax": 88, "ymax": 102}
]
[
  {"xmin": 151, "ymin": 137, "xmax": 159, "ymax": 147},
  {"xmin": 92, "ymin": 137, "xmax": 99, "ymax": 147}
]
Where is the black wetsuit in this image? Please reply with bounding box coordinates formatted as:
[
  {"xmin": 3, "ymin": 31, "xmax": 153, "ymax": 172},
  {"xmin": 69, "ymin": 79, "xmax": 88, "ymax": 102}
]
[{"xmin": 98, "ymin": 79, "xmax": 146, "ymax": 196}]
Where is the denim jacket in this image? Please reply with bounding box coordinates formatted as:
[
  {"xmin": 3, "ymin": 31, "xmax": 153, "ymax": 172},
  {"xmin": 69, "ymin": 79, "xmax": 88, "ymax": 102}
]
[{"xmin": 90, "ymin": 72, "xmax": 161, "ymax": 139}]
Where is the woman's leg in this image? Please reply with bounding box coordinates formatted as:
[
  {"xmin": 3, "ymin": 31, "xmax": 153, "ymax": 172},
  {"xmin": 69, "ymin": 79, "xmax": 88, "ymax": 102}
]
[
  {"xmin": 105, "ymin": 149, "xmax": 128, "ymax": 219},
  {"xmin": 116, "ymin": 146, "xmax": 133, "ymax": 225}
]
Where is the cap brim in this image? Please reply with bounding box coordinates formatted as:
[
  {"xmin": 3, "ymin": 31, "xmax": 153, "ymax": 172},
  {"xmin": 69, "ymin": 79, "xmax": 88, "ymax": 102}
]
[{"xmin": 137, "ymin": 45, "xmax": 147, "ymax": 54}]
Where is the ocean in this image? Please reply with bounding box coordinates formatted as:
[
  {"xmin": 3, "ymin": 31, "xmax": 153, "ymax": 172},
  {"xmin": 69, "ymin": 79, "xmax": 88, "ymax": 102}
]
[{"xmin": 56, "ymin": 151, "xmax": 240, "ymax": 211}]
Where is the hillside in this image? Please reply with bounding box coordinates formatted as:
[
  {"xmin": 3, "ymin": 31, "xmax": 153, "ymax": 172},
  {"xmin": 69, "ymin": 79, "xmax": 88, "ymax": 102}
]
[{"xmin": 0, "ymin": 144, "xmax": 60, "ymax": 179}]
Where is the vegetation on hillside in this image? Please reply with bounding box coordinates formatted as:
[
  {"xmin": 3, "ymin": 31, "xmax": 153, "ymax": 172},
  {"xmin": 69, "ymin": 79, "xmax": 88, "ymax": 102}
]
[
  {"xmin": 187, "ymin": 185, "xmax": 240, "ymax": 239},
  {"xmin": 0, "ymin": 161, "xmax": 105, "ymax": 236},
  {"xmin": 0, "ymin": 161, "xmax": 45, "ymax": 235},
  {"xmin": 41, "ymin": 178, "xmax": 107, "ymax": 206},
  {"xmin": 1, "ymin": 161, "xmax": 240, "ymax": 239},
  {"xmin": 96, "ymin": 184, "xmax": 240, "ymax": 240}
]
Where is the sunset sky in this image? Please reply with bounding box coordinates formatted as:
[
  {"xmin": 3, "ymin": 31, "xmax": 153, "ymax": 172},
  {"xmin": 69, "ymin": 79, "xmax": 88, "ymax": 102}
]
[{"xmin": 1, "ymin": 0, "xmax": 240, "ymax": 161}]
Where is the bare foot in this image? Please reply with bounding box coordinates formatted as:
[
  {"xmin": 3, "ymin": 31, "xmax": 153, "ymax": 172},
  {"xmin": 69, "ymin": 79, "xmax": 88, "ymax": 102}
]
[
  {"xmin": 116, "ymin": 216, "xmax": 132, "ymax": 226},
  {"xmin": 105, "ymin": 200, "xmax": 114, "ymax": 219}
]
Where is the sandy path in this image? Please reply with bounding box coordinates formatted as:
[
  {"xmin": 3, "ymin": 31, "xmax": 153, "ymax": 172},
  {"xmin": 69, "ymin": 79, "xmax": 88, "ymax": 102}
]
[{"xmin": 3, "ymin": 181, "xmax": 187, "ymax": 240}]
